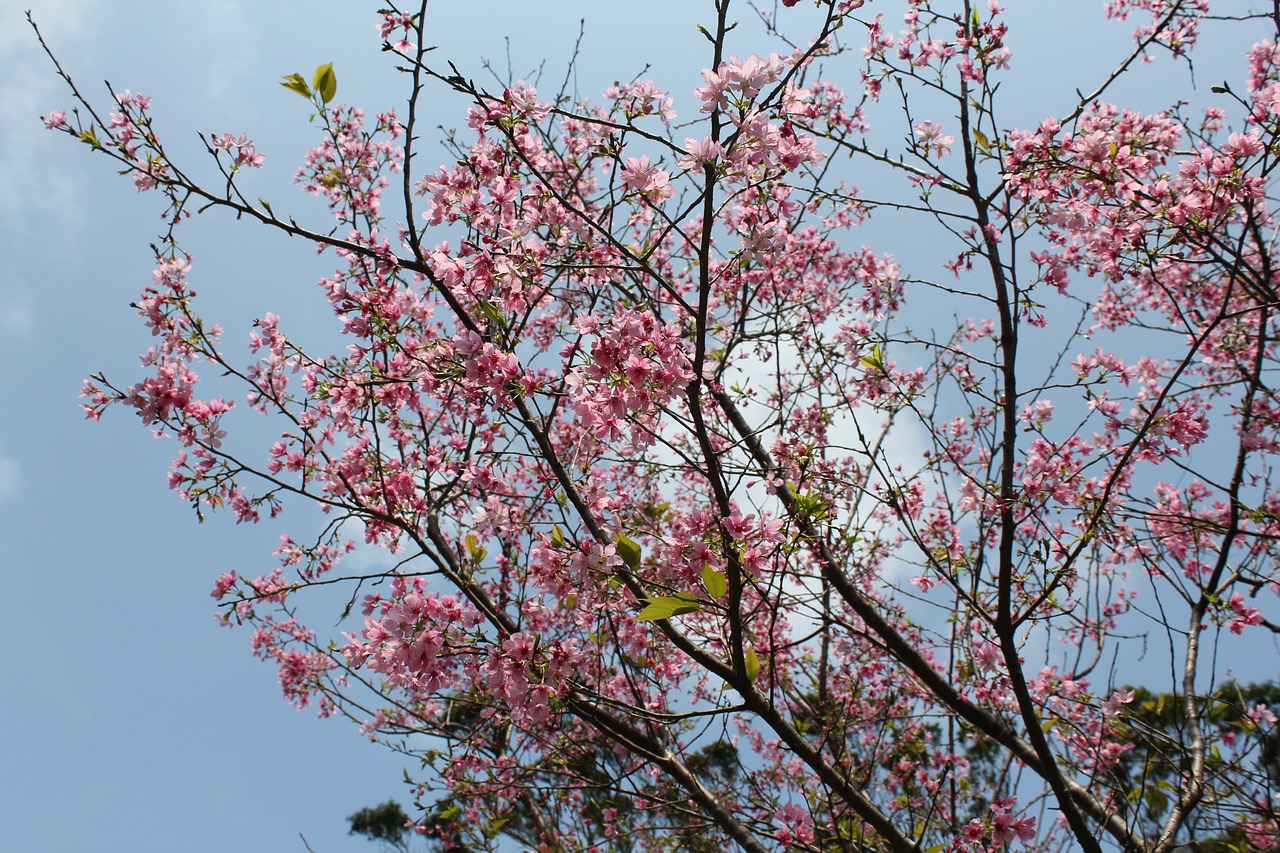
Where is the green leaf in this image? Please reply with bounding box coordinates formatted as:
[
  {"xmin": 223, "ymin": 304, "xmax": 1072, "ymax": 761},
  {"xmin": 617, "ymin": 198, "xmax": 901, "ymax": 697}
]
[
  {"xmin": 280, "ymin": 72, "xmax": 312, "ymax": 99},
  {"xmin": 792, "ymin": 490, "xmax": 830, "ymax": 523},
  {"xmin": 701, "ymin": 566, "xmax": 727, "ymax": 599},
  {"xmin": 636, "ymin": 594, "xmax": 701, "ymax": 621},
  {"xmin": 550, "ymin": 525, "xmax": 566, "ymax": 548},
  {"xmin": 744, "ymin": 647, "xmax": 760, "ymax": 680},
  {"xmin": 859, "ymin": 342, "xmax": 885, "ymax": 371},
  {"xmin": 617, "ymin": 534, "xmax": 642, "ymax": 571},
  {"xmin": 973, "ymin": 128, "xmax": 990, "ymax": 153},
  {"xmin": 312, "ymin": 63, "xmax": 338, "ymax": 104},
  {"xmin": 79, "ymin": 126, "xmax": 102, "ymax": 149},
  {"xmin": 1144, "ymin": 787, "xmax": 1169, "ymax": 816},
  {"xmin": 641, "ymin": 501, "xmax": 670, "ymax": 520},
  {"xmin": 479, "ymin": 300, "xmax": 507, "ymax": 331},
  {"xmin": 465, "ymin": 532, "xmax": 488, "ymax": 563}
]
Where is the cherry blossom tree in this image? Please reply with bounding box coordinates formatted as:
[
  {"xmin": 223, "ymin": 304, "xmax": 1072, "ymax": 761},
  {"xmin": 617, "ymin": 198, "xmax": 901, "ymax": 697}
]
[{"xmin": 35, "ymin": 0, "xmax": 1280, "ymax": 849}]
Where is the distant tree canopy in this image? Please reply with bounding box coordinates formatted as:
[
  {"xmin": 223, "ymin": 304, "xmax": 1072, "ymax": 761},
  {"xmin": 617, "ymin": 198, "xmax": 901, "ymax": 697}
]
[
  {"xmin": 1107, "ymin": 682, "xmax": 1280, "ymax": 852},
  {"xmin": 348, "ymin": 800, "xmax": 414, "ymax": 853},
  {"xmin": 352, "ymin": 682, "xmax": 1279, "ymax": 851}
]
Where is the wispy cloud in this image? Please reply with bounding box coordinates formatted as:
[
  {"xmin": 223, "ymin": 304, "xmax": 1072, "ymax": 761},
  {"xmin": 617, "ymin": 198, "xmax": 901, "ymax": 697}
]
[
  {"xmin": 0, "ymin": 287, "xmax": 34, "ymax": 339},
  {"xmin": 0, "ymin": 1, "xmax": 107, "ymax": 230},
  {"xmin": 0, "ymin": 443, "xmax": 23, "ymax": 503}
]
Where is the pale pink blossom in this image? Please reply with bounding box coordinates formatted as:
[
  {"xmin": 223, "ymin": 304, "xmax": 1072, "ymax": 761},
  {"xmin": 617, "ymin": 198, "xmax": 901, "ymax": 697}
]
[
  {"xmin": 914, "ymin": 120, "xmax": 955, "ymax": 157},
  {"xmin": 620, "ymin": 155, "xmax": 674, "ymax": 201}
]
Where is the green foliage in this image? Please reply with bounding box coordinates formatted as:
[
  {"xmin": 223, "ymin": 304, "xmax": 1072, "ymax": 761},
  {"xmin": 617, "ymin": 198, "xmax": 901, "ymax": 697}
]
[
  {"xmin": 356, "ymin": 738, "xmax": 743, "ymax": 853},
  {"xmin": 789, "ymin": 487, "xmax": 830, "ymax": 525},
  {"xmin": 312, "ymin": 62, "xmax": 337, "ymax": 104},
  {"xmin": 279, "ymin": 72, "xmax": 312, "ymax": 100},
  {"xmin": 348, "ymin": 800, "xmax": 413, "ymax": 853},
  {"xmin": 859, "ymin": 341, "xmax": 886, "ymax": 372},
  {"xmin": 1106, "ymin": 681, "xmax": 1280, "ymax": 846},
  {"xmin": 280, "ymin": 63, "xmax": 338, "ymax": 105},
  {"xmin": 616, "ymin": 534, "xmax": 641, "ymax": 570},
  {"xmin": 700, "ymin": 566, "xmax": 727, "ymax": 599},
  {"xmin": 636, "ymin": 593, "xmax": 701, "ymax": 621}
]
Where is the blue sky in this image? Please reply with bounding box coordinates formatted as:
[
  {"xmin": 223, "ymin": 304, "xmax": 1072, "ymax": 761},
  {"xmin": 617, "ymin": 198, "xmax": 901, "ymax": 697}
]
[{"xmin": 0, "ymin": 2, "xmax": 1271, "ymax": 851}]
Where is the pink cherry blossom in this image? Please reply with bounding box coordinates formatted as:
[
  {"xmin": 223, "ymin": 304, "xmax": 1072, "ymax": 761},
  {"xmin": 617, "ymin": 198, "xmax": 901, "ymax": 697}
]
[
  {"xmin": 619, "ymin": 154, "xmax": 674, "ymax": 201},
  {"xmin": 914, "ymin": 120, "xmax": 955, "ymax": 157}
]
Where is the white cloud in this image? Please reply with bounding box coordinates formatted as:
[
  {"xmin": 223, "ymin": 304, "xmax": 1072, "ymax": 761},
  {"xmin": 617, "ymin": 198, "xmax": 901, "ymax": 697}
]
[
  {"xmin": 0, "ymin": 0, "xmax": 108, "ymax": 230},
  {"xmin": 182, "ymin": 0, "xmax": 260, "ymax": 105}
]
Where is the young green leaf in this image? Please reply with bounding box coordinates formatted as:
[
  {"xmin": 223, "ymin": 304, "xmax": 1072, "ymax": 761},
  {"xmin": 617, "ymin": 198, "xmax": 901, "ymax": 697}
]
[
  {"xmin": 701, "ymin": 566, "xmax": 727, "ymax": 599},
  {"xmin": 550, "ymin": 525, "xmax": 566, "ymax": 548},
  {"xmin": 636, "ymin": 594, "xmax": 701, "ymax": 621},
  {"xmin": 744, "ymin": 647, "xmax": 761, "ymax": 680},
  {"xmin": 313, "ymin": 63, "xmax": 338, "ymax": 104},
  {"xmin": 641, "ymin": 501, "xmax": 670, "ymax": 520},
  {"xmin": 616, "ymin": 534, "xmax": 642, "ymax": 571},
  {"xmin": 859, "ymin": 342, "xmax": 885, "ymax": 371},
  {"xmin": 280, "ymin": 72, "xmax": 312, "ymax": 100},
  {"xmin": 792, "ymin": 490, "xmax": 830, "ymax": 523},
  {"xmin": 479, "ymin": 300, "xmax": 507, "ymax": 331}
]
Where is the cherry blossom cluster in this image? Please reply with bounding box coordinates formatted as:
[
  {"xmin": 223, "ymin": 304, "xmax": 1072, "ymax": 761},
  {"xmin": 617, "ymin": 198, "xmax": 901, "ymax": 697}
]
[
  {"xmin": 209, "ymin": 131, "xmax": 265, "ymax": 169},
  {"xmin": 296, "ymin": 105, "xmax": 403, "ymax": 221},
  {"xmin": 564, "ymin": 310, "xmax": 694, "ymax": 446}
]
